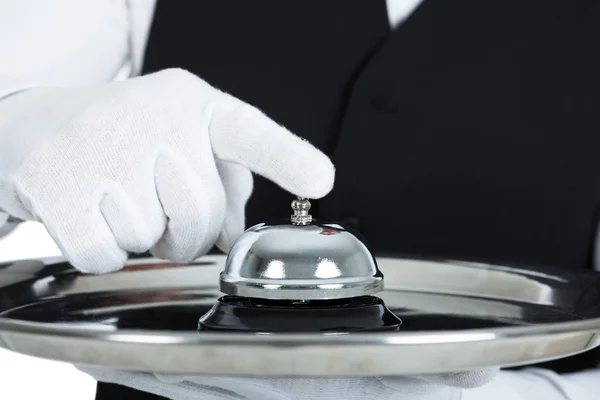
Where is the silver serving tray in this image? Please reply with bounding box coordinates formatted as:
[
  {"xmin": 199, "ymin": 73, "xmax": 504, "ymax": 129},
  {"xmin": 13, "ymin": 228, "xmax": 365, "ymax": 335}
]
[{"xmin": 1, "ymin": 255, "xmax": 600, "ymax": 376}]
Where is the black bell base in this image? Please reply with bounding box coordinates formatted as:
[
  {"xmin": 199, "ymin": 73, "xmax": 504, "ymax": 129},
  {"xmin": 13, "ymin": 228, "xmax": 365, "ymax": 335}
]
[{"xmin": 198, "ymin": 295, "xmax": 402, "ymax": 333}]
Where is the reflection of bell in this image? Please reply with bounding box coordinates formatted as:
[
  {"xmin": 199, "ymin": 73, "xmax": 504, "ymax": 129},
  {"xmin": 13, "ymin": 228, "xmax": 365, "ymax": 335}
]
[{"xmin": 199, "ymin": 198, "xmax": 401, "ymax": 332}]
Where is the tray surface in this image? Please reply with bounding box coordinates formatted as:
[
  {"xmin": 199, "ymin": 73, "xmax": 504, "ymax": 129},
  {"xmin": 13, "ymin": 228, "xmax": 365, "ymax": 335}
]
[{"xmin": 1, "ymin": 255, "xmax": 600, "ymax": 376}]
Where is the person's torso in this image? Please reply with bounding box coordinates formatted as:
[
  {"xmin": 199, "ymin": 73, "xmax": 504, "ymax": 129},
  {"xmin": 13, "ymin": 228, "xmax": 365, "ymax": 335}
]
[
  {"xmin": 143, "ymin": 0, "xmax": 600, "ymax": 274},
  {"xmin": 140, "ymin": 0, "xmax": 600, "ymax": 371}
]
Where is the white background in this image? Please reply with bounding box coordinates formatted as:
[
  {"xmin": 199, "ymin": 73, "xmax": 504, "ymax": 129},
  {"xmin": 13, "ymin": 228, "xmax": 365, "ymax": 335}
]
[{"xmin": 0, "ymin": 223, "xmax": 96, "ymax": 399}]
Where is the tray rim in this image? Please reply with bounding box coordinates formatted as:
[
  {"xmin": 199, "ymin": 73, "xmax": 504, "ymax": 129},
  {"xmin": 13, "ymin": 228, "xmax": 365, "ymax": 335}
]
[{"xmin": 1, "ymin": 254, "xmax": 600, "ymax": 375}]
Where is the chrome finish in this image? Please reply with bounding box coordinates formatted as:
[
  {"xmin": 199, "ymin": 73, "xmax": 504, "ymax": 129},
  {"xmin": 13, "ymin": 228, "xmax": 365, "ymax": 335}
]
[
  {"xmin": 1, "ymin": 255, "xmax": 600, "ymax": 375},
  {"xmin": 290, "ymin": 198, "xmax": 312, "ymax": 225},
  {"xmin": 220, "ymin": 221, "xmax": 382, "ymax": 300},
  {"xmin": 220, "ymin": 198, "xmax": 382, "ymax": 300}
]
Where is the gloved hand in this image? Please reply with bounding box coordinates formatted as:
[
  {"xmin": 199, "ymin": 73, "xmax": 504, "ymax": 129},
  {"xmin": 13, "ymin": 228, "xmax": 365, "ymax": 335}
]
[
  {"xmin": 80, "ymin": 367, "xmax": 498, "ymax": 400},
  {"xmin": 0, "ymin": 69, "xmax": 334, "ymax": 273},
  {"xmin": 79, "ymin": 366, "xmax": 600, "ymax": 400}
]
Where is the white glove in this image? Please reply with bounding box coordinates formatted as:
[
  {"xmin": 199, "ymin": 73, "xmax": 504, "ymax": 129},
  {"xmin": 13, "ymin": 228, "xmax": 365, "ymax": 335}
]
[
  {"xmin": 80, "ymin": 367, "xmax": 498, "ymax": 400},
  {"xmin": 78, "ymin": 367, "xmax": 600, "ymax": 400},
  {"xmin": 0, "ymin": 69, "xmax": 334, "ymax": 273}
]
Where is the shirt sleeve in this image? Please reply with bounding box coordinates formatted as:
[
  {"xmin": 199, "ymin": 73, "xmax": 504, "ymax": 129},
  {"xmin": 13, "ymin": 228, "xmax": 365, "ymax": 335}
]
[{"xmin": 0, "ymin": 0, "xmax": 131, "ymax": 89}]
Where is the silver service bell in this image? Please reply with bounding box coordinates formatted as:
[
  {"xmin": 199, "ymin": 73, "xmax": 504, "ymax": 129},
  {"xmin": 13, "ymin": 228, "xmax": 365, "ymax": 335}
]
[{"xmin": 219, "ymin": 198, "xmax": 384, "ymax": 300}]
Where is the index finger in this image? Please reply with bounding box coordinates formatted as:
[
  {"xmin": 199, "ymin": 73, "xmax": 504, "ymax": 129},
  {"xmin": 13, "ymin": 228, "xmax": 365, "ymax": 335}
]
[{"xmin": 209, "ymin": 93, "xmax": 335, "ymax": 199}]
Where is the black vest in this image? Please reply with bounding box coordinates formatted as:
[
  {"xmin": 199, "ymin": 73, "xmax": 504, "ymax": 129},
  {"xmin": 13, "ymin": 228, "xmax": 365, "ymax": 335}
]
[
  {"xmin": 139, "ymin": 0, "xmax": 600, "ymax": 373},
  {"xmin": 143, "ymin": 0, "xmax": 600, "ymax": 273}
]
